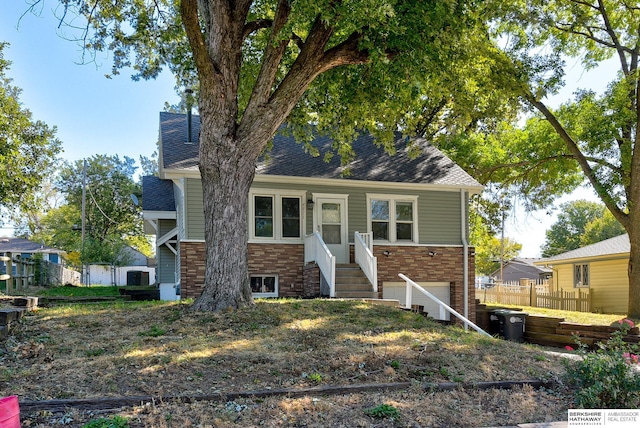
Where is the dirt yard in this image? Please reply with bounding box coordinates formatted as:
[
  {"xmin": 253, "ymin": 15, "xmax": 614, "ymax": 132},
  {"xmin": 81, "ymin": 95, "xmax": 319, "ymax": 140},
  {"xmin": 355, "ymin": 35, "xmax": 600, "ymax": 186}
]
[{"xmin": 1, "ymin": 298, "xmax": 573, "ymax": 427}]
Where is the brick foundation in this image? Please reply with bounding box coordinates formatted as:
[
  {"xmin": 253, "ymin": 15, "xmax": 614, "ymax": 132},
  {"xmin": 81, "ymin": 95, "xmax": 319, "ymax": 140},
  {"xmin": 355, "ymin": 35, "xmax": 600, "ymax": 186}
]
[
  {"xmin": 179, "ymin": 241, "xmax": 305, "ymax": 299},
  {"xmin": 303, "ymin": 263, "xmax": 321, "ymax": 298},
  {"xmin": 248, "ymin": 243, "xmax": 304, "ymax": 298},
  {"xmin": 178, "ymin": 240, "xmax": 475, "ymax": 323},
  {"xmin": 374, "ymin": 245, "xmax": 476, "ymax": 324}
]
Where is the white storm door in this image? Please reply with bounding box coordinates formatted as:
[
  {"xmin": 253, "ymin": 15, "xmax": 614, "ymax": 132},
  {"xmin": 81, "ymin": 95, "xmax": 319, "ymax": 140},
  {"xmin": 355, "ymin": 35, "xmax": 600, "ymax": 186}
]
[{"xmin": 314, "ymin": 196, "xmax": 349, "ymax": 263}]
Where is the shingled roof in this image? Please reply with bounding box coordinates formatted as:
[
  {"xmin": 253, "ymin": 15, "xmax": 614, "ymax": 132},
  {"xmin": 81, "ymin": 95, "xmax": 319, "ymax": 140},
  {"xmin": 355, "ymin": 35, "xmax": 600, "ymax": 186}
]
[
  {"xmin": 540, "ymin": 234, "xmax": 630, "ymax": 263},
  {"xmin": 142, "ymin": 176, "xmax": 176, "ymax": 212},
  {"xmin": 0, "ymin": 237, "xmax": 64, "ymax": 255},
  {"xmin": 159, "ymin": 112, "xmax": 482, "ymax": 189}
]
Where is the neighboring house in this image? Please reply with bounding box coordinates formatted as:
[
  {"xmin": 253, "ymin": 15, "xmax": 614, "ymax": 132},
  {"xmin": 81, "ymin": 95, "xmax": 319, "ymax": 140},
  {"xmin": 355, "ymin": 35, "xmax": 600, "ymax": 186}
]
[
  {"xmin": 0, "ymin": 237, "xmax": 65, "ymax": 264},
  {"xmin": 491, "ymin": 258, "xmax": 552, "ymax": 283},
  {"xmin": 0, "ymin": 236, "xmax": 78, "ymax": 286},
  {"xmin": 87, "ymin": 246, "xmax": 156, "ymax": 287},
  {"xmin": 143, "ymin": 112, "xmax": 483, "ymax": 321},
  {"xmin": 534, "ymin": 234, "xmax": 630, "ymax": 314}
]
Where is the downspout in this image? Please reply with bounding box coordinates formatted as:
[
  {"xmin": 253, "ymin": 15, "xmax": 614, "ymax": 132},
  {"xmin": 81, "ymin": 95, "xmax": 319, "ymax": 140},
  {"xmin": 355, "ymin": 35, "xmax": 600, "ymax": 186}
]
[{"xmin": 461, "ymin": 189, "xmax": 469, "ymax": 330}]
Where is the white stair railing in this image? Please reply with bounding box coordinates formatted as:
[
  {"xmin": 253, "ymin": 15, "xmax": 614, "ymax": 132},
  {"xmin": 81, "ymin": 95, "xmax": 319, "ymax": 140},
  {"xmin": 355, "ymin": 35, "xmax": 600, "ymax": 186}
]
[
  {"xmin": 399, "ymin": 273, "xmax": 491, "ymax": 337},
  {"xmin": 354, "ymin": 231, "xmax": 377, "ymax": 293},
  {"xmin": 304, "ymin": 232, "xmax": 336, "ymax": 297}
]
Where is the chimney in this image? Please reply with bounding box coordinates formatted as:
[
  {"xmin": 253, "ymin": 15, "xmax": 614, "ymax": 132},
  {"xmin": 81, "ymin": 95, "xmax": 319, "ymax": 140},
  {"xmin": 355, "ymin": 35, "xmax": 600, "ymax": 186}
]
[{"xmin": 185, "ymin": 88, "xmax": 194, "ymax": 143}]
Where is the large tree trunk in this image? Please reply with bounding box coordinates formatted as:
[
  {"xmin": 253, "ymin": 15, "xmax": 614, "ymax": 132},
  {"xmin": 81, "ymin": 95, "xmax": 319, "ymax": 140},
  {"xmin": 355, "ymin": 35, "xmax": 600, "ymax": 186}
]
[
  {"xmin": 191, "ymin": 114, "xmax": 256, "ymax": 311},
  {"xmin": 629, "ymin": 238, "xmax": 640, "ymax": 319}
]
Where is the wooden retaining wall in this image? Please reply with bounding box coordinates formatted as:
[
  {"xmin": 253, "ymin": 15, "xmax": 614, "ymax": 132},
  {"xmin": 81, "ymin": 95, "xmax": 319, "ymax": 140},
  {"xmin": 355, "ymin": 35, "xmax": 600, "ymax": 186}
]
[
  {"xmin": 525, "ymin": 315, "xmax": 640, "ymax": 348},
  {"xmin": 476, "ymin": 302, "xmax": 640, "ymax": 348}
]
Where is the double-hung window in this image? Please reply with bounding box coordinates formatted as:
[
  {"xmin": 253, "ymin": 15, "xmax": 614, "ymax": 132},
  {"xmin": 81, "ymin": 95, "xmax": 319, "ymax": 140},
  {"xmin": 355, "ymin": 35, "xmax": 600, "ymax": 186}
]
[
  {"xmin": 367, "ymin": 194, "xmax": 418, "ymax": 243},
  {"xmin": 250, "ymin": 190, "xmax": 305, "ymax": 241},
  {"xmin": 574, "ymin": 264, "xmax": 589, "ymax": 288}
]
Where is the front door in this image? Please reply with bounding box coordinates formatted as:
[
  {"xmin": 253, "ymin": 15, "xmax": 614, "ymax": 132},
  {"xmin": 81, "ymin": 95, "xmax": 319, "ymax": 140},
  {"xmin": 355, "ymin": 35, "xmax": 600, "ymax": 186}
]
[{"xmin": 314, "ymin": 195, "xmax": 349, "ymax": 263}]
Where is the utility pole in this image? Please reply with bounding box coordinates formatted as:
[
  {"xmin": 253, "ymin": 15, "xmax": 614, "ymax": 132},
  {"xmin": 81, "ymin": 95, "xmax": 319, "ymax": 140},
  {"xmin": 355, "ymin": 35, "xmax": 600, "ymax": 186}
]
[{"xmin": 81, "ymin": 159, "xmax": 87, "ymax": 285}]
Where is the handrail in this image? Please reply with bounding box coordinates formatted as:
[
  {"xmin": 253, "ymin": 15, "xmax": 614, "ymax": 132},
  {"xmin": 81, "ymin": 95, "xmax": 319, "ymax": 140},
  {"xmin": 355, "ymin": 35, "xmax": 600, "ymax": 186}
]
[
  {"xmin": 304, "ymin": 232, "xmax": 336, "ymax": 297},
  {"xmin": 398, "ymin": 273, "xmax": 491, "ymax": 337},
  {"xmin": 354, "ymin": 231, "xmax": 377, "ymax": 293}
]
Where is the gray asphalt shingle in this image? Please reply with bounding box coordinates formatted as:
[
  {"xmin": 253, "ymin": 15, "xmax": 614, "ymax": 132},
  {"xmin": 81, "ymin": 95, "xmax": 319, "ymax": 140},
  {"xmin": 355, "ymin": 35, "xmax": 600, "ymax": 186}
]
[
  {"xmin": 542, "ymin": 233, "xmax": 629, "ymax": 262},
  {"xmin": 159, "ymin": 112, "xmax": 482, "ymax": 188}
]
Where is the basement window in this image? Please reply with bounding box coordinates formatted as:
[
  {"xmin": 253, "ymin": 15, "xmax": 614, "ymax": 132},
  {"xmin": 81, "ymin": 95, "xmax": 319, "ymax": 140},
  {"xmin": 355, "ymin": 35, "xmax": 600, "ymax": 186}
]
[{"xmin": 250, "ymin": 274, "xmax": 278, "ymax": 298}]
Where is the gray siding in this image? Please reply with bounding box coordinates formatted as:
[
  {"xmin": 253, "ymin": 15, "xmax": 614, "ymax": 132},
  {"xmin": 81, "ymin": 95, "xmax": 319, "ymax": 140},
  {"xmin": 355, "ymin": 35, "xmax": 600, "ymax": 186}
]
[
  {"xmin": 249, "ymin": 181, "xmax": 464, "ymax": 245},
  {"xmin": 183, "ymin": 179, "xmax": 465, "ymax": 245},
  {"xmin": 185, "ymin": 178, "xmax": 205, "ymax": 240},
  {"xmin": 157, "ymin": 219, "xmax": 177, "ymax": 284}
]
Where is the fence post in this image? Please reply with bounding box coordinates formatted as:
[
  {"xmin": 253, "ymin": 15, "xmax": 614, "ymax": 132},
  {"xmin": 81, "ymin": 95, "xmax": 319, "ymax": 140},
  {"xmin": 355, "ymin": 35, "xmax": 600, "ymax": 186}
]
[
  {"xmin": 530, "ymin": 284, "xmax": 537, "ymax": 307},
  {"xmin": 7, "ymin": 252, "xmax": 14, "ymax": 295}
]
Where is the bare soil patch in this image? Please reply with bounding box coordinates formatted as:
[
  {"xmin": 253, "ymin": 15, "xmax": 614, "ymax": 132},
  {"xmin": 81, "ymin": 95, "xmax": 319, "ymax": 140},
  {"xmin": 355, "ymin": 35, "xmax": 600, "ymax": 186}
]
[{"xmin": 1, "ymin": 299, "xmax": 572, "ymax": 427}]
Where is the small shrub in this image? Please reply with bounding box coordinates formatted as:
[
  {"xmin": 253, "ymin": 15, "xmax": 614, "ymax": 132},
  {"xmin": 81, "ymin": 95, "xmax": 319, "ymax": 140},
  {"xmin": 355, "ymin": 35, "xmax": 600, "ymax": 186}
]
[
  {"xmin": 563, "ymin": 320, "xmax": 640, "ymax": 408},
  {"xmin": 365, "ymin": 403, "xmax": 400, "ymax": 420},
  {"xmin": 138, "ymin": 325, "xmax": 166, "ymax": 337},
  {"xmin": 308, "ymin": 372, "xmax": 322, "ymax": 383},
  {"xmin": 83, "ymin": 415, "xmax": 129, "ymax": 428}
]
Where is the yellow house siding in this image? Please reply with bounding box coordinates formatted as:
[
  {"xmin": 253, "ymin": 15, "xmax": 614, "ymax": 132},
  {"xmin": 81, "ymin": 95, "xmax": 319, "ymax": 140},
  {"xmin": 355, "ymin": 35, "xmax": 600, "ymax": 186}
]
[
  {"xmin": 590, "ymin": 258, "xmax": 628, "ymax": 314},
  {"xmin": 554, "ymin": 264, "xmax": 575, "ymax": 291}
]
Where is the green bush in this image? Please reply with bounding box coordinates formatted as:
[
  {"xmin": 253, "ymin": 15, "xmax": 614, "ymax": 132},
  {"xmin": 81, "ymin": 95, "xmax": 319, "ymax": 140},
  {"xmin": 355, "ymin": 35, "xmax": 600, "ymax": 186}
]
[
  {"xmin": 365, "ymin": 403, "xmax": 400, "ymax": 420},
  {"xmin": 563, "ymin": 319, "xmax": 640, "ymax": 408}
]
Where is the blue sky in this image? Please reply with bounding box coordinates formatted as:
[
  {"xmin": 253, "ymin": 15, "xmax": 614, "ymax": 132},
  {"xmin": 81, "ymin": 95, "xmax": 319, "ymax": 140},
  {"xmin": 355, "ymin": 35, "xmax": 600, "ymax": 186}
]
[
  {"xmin": 1, "ymin": 1, "xmax": 179, "ymax": 164},
  {"xmin": 0, "ymin": 2, "xmax": 615, "ymax": 255}
]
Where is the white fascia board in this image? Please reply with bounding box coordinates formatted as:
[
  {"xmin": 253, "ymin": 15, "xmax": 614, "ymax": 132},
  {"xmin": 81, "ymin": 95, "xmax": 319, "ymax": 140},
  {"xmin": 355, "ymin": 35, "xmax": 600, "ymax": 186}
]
[
  {"xmin": 143, "ymin": 211, "xmax": 177, "ymax": 220},
  {"xmin": 254, "ymin": 174, "xmax": 484, "ymax": 194},
  {"xmin": 159, "ymin": 169, "xmax": 484, "ymax": 194},
  {"xmin": 160, "ymin": 169, "xmax": 200, "ymax": 180},
  {"xmin": 537, "ymin": 252, "xmax": 630, "ymax": 266}
]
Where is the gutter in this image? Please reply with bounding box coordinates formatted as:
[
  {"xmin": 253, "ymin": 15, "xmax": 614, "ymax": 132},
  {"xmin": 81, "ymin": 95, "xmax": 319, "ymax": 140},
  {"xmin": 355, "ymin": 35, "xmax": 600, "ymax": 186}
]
[{"xmin": 461, "ymin": 189, "xmax": 469, "ymax": 330}]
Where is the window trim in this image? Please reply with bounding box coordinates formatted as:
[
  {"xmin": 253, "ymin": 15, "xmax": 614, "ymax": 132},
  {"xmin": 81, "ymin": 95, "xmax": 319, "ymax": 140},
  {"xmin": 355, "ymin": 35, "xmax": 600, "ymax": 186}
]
[
  {"xmin": 574, "ymin": 263, "xmax": 590, "ymax": 288},
  {"xmin": 250, "ymin": 274, "xmax": 279, "ymax": 298},
  {"xmin": 249, "ymin": 189, "xmax": 306, "ymax": 242},
  {"xmin": 366, "ymin": 193, "xmax": 419, "ymax": 243}
]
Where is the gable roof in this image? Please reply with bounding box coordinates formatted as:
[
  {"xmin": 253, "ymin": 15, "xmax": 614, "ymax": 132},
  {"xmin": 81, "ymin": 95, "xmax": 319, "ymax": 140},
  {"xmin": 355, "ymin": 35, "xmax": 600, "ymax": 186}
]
[
  {"xmin": 490, "ymin": 257, "xmax": 552, "ymax": 278},
  {"xmin": 538, "ymin": 233, "xmax": 630, "ymax": 263},
  {"xmin": 0, "ymin": 237, "xmax": 65, "ymax": 255},
  {"xmin": 142, "ymin": 176, "xmax": 176, "ymax": 212},
  {"xmin": 158, "ymin": 112, "xmax": 483, "ymax": 190}
]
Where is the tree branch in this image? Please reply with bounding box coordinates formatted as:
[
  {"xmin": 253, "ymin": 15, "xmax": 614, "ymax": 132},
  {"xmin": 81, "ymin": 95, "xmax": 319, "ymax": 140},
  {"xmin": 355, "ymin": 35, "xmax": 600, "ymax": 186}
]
[
  {"xmin": 180, "ymin": 0, "xmax": 219, "ymax": 82},
  {"xmin": 243, "ymin": 0, "xmax": 293, "ymax": 114},
  {"xmin": 243, "ymin": 19, "xmax": 273, "ymax": 39},
  {"xmin": 525, "ymin": 93, "xmax": 630, "ymax": 228},
  {"xmin": 597, "ymin": 0, "xmax": 630, "ymax": 73}
]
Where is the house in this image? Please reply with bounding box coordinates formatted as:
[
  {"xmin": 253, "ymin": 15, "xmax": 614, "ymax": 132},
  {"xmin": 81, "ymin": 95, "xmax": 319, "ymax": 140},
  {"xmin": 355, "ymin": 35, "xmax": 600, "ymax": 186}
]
[
  {"xmin": 491, "ymin": 257, "xmax": 552, "ymax": 283},
  {"xmin": 0, "ymin": 237, "xmax": 65, "ymax": 264},
  {"xmin": 143, "ymin": 112, "xmax": 484, "ymax": 321},
  {"xmin": 0, "ymin": 236, "xmax": 78, "ymax": 287},
  {"xmin": 534, "ymin": 234, "xmax": 630, "ymax": 314}
]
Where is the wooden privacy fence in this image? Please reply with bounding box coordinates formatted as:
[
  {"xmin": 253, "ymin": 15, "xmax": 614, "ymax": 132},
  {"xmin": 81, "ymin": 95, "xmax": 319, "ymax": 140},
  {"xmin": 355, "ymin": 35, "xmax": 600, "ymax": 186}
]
[
  {"xmin": 1, "ymin": 253, "xmax": 80, "ymax": 294},
  {"xmin": 479, "ymin": 283, "xmax": 591, "ymax": 312},
  {"xmin": 1, "ymin": 253, "xmax": 35, "ymax": 294}
]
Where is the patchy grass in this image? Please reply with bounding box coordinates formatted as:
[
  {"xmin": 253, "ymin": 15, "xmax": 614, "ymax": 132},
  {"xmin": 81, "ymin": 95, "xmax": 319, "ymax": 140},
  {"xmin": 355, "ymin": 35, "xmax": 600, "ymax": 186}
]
[
  {"xmin": 35, "ymin": 284, "xmax": 121, "ymax": 297},
  {"xmin": 2, "ymin": 299, "xmax": 573, "ymax": 427},
  {"xmin": 485, "ymin": 303, "xmax": 624, "ymax": 325}
]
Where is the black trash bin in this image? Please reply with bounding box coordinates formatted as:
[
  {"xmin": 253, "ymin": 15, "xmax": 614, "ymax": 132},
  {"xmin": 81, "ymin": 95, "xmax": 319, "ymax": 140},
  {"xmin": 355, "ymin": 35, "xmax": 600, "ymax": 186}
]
[
  {"xmin": 493, "ymin": 309, "xmax": 527, "ymax": 342},
  {"xmin": 488, "ymin": 310, "xmax": 502, "ymax": 336}
]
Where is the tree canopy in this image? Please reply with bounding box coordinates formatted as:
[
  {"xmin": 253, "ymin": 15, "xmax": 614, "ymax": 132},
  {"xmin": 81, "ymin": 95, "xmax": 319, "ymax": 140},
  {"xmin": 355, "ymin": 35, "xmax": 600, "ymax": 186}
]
[
  {"xmin": 28, "ymin": 155, "xmax": 150, "ymax": 268},
  {"xmin": 0, "ymin": 41, "xmax": 62, "ymax": 219},
  {"xmin": 541, "ymin": 199, "xmax": 624, "ymax": 257},
  {"xmin": 491, "ymin": 0, "xmax": 640, "ymax": 317}
]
